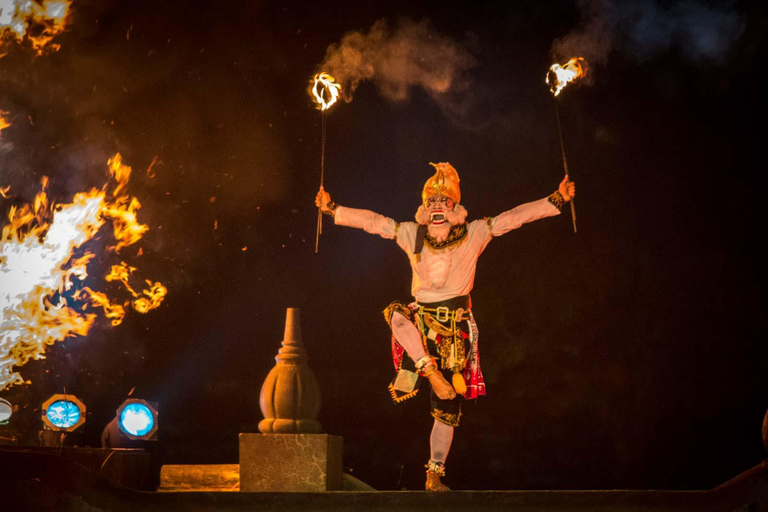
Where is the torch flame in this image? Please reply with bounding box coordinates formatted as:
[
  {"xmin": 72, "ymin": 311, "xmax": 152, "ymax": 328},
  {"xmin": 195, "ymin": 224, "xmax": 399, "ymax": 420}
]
[
  {"xmin": 0, "ymin": 0, "xmax": 72, "ymax": 54},
  {"xmin": 0, "ymin": 154, "xmax": 166, "ymax": 391},
  {"xmin": 311, "ymin": 72, "xmax": 342, "ymax": 111},
  {"xmin": 547, "ymin": 57, "xmax": 588, "ymax": 97}
]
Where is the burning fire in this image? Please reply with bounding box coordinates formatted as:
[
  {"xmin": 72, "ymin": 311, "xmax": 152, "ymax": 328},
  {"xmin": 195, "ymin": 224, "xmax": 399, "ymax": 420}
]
[
  {"xmin": 0, "ymin": 0, "xmax": 72, "ymax": 54},
  {"xmin": 0, "ymin": 111, "xmax": 10, "ymax": 134},
  {"xmin": 0, "ymin": 153, "xmax": 167, "ymax": 391},
  {"xmin": 105, "ymin": 262, "xmax": 167, "ymax": 316},
  {"xmin": 547, "ymin": 57, "xmax": 587, "ymax": 97},
  {"xmin": 311, "ymin": 72, "xmax": 342, "ymax": 111}
]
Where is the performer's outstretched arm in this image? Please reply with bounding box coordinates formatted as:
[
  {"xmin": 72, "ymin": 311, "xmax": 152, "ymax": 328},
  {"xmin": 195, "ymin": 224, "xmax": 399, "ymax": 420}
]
[
  {"xmin": 316, "ymin": 186, "xmax": 400, "ymax": 239},
  {"xmin": 489, "ymin": 176, "xmax": 575, "ymax": 236}
]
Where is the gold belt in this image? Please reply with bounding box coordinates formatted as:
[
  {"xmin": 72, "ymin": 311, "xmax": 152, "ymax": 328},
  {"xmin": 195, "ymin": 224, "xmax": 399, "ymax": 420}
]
[{"xmin": 417, "ymin": 306, "xmax": 467, "ymax": 323}]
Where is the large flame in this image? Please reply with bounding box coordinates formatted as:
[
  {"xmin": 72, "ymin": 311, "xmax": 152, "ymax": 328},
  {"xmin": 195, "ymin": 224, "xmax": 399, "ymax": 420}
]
[
  {"xmin": 0, "ymin": 0, "xmax": 72, "ymax": 54},
  {"xmin": 0, "ymin": 154, "xmax": 167, "ymax": 390},
  {"xmin": 547, "ymin": 57, "xmax": 587, "ymax": 97},
  {"xmin": 311, "ymin": 72, "xmax": 342, "ymax": 111},
  {"xmin": 0, "ymin": 111, "xmax": 10, "ymax": 134}
]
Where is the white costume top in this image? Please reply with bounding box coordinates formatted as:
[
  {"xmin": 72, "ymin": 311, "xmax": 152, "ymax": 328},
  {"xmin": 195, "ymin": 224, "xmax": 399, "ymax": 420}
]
[{"xmin": 334, "ymin": 198, "xmax": 559, "ymax": 303}]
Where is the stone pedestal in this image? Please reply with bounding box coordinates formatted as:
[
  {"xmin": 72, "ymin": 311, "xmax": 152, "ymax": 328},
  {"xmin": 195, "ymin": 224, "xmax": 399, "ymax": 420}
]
[
  {"xmin": 239, "ymin": 433, "xmax": 343, "ymax": 492},
  {"xmin": 240, "ymin": 309, "xmax": 342, "ymax": 492}
]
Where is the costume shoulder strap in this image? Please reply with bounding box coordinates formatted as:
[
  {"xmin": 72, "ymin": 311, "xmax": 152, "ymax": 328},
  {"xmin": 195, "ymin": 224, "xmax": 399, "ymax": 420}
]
[{"xmin": 413, "ymin": 224, "xmax": 428, "ymax": 255}]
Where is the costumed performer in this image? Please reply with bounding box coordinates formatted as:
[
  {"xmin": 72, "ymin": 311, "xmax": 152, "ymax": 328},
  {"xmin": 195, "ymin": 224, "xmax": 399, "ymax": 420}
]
[{"xmin": 315, "ymin": 162, "xmax": 575, "ymax": 491}]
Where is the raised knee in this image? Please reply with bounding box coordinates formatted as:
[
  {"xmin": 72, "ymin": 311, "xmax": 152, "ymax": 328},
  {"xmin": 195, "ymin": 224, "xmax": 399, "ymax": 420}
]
[{"xmin": 391, "ymin": 311, "xmax": 411, "ymax": 329}]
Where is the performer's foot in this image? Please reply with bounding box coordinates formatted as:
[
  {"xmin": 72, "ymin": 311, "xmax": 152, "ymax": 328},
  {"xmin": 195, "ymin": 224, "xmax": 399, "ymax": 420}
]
[
  {"xmin": 425, "ymin": 461, "xmax": 450, "ymax": 492},
  {"xmin": 427, "ymin": 370, "xmax": 457, "ymax": 400},
  {"xmin": 426, "ymin": 472, "xmax": 450, "ymax": 491}
]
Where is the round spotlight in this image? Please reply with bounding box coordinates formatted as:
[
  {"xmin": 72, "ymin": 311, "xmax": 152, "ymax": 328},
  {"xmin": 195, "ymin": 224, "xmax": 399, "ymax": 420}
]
[
  {"xmin": 47, "ymin": 400, "xmax": 80, "ymax": 428},
  {"xmin": 0, "ymin": 398, "xmax": 12, "ymax": 425},
  {"xmin": 41, "ymin": 394, "xmax": 86, "ymax": 432},
  {"xmin": 120, "ymin": 403, "xmax": 153, "ymax": 436},
  {"xmin": 116, "ymin": 399, "xmax": 158, "ymax": 441}
]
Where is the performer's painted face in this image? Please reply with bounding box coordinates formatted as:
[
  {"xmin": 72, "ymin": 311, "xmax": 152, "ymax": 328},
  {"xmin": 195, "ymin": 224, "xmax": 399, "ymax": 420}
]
[{"xmin": 426, "ymin": 195, "xmax": 454, "ymax": 225}]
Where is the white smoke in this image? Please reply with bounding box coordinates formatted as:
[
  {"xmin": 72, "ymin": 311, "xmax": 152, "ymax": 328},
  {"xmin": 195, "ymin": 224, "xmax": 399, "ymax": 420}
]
[
  {"xmin": 553, "ymin": 0, "xmax": 744, "ymax": 65},
  {"xmin": 319, "ymin": 18, "xmax": 477, "ymax": 104}
]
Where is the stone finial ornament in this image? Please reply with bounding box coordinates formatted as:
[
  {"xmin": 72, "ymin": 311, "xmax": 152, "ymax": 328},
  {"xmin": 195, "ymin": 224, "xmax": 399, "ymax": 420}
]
[{"xmin": 258, "ymin": 308, "xmax": 322, "ymax": 434}]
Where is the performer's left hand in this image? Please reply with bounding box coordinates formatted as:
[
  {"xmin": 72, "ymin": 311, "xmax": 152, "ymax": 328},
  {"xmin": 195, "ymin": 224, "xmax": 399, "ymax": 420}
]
[{"xmin": 559, "ymin": 175, "xmax": 576, "ymax": 201}]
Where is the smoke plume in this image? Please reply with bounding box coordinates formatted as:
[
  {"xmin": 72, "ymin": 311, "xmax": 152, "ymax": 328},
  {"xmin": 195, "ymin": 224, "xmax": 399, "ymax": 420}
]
[
  {"xmin": 319, "ymin": 18, "xmax": 477, "ymax": 104},
  {"xmin": 553, "ymin": 0, "xmax": 744, "ymax": 65}
]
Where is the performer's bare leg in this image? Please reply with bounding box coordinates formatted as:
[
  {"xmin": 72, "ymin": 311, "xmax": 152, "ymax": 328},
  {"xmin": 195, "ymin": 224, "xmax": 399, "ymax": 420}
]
[
  {"xmin": 392, "ymin": 311, "xmax": 455, "ymax": 490},
  {"xmin": 390, "ymin": 312, "xmax": 456, "ymax": 400},
  {"xmin": 430, "ymin": 419, "xmax": 454, "ymax": 463},
  {"xmin": 426, "ymin": 419, "xmax": 453, "ymax": 491}
]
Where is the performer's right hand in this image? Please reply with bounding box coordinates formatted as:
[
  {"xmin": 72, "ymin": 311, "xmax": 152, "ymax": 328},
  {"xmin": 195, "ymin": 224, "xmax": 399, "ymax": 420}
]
[{"xmin": 315, "ymin": 186, "xmax": 332, "ymax": 212}]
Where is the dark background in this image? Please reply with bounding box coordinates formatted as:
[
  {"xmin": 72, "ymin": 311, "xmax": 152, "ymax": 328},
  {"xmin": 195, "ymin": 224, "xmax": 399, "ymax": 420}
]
[{"xmin": 1, "ymin": 0, "xmax": 766, "ymax": 491}]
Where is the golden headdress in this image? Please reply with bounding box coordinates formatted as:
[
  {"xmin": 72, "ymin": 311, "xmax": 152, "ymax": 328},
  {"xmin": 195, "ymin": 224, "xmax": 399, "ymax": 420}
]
[{"xmin": 422, "ymin": 162, "xmax": 461, "ymax": 205}]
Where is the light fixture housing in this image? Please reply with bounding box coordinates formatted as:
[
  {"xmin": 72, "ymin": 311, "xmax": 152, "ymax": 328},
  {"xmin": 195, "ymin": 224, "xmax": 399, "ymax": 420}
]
[
  {"xmin": 0, "ymin": 398, "xmax": 12, "ymax": 425},
  {"xmin": 116, "ymin": 399, "xmax": 158, "ymax": 441},
  {"xmin": 41, "ymin": 394, "xmax": 86, "ymax": 432}
]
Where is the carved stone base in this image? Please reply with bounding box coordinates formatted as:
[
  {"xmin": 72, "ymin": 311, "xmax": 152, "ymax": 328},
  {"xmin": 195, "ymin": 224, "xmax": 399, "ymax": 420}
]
[{"xmin": 239, "ymin": 433, "xmax": 343, "ymax": 492}]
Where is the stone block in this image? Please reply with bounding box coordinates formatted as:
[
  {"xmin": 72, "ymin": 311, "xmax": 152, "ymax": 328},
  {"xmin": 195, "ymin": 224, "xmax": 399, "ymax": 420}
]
[
  {"xmin": 159, "ymin": 464, "xmax": 239, "ymax": 492},
  {"xmin": 239, "ymin": 433, "xmax": 343, "ymax": 492}
]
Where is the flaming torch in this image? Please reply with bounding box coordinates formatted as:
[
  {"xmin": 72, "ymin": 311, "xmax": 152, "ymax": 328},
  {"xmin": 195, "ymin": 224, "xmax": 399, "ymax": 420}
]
[
  {"xmin": 547, "ymin": 57, "xmax": 587, "ymax": 97},
  {"xmin": 310, "ymin": 72, "xmax": 341, "ymax": 253},
  {"xmin": 546, "ymin": 57, "xmax": 587, "ymax": 233},
  {"xmin": 312, "ymin": 72, "xmax": 341, "ymax": 112}
]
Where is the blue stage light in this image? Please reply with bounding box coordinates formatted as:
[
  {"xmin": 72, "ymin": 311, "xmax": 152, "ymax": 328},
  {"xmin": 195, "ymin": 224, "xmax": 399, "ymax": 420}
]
[
  {"xmin": 119, "ymin": 402, "xmax": 154, "ymax": 436},
  {"xmin": 46, "ymin": 400, "xmax": 81, "ymax": 429},
  {"xmin": 41, "ymin": 394, "xmax": 86, "ymax": 432},
  {"xmin": 116, "ymin": 399, "xmax": 158, "ymax": 441}
]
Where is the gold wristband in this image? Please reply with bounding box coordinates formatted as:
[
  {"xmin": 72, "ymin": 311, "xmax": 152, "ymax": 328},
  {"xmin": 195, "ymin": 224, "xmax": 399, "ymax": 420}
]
[
  {"xmin": 323, "ymin": 201, "xmax": 339, "ymax": 216},
  {"xmin": 548, "ymin": 191, "xmax": 565, "ymax": 211}
]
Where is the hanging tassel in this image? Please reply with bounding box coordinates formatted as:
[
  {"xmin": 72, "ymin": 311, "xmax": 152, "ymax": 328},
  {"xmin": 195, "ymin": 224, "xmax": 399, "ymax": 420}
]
[{"xmin": 452, "ymin": 372, "xmax": 467, "ymax": 395}]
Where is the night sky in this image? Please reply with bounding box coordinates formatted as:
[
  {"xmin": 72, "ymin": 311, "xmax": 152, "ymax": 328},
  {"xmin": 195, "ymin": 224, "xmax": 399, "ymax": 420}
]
[{"xmin": 1, "ymin": 0, "xmax": 766, "ymax": 492}]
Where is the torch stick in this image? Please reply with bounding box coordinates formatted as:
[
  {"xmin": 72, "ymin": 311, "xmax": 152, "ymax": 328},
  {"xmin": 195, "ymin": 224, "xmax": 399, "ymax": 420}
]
[
  {"xmin": 310, "ymin": 72, "xmax": 341, "ymax": 252},
  {"xmin": 315, "ymin": 111, "xmax": 327, "ymax": 253},
  {"xmin": 546, "ymin": 57, "xmax": 586, "ymax": 234},
  {"xmin": 554, "ymin": 101, "xmax": 577, "ymax": 233}
]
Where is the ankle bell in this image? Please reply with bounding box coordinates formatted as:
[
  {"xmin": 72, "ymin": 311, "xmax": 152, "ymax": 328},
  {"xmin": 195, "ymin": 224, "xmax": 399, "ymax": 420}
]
[{"xmin": 425, "ymin": 460, "xmax": 446, "ymax": 476}]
